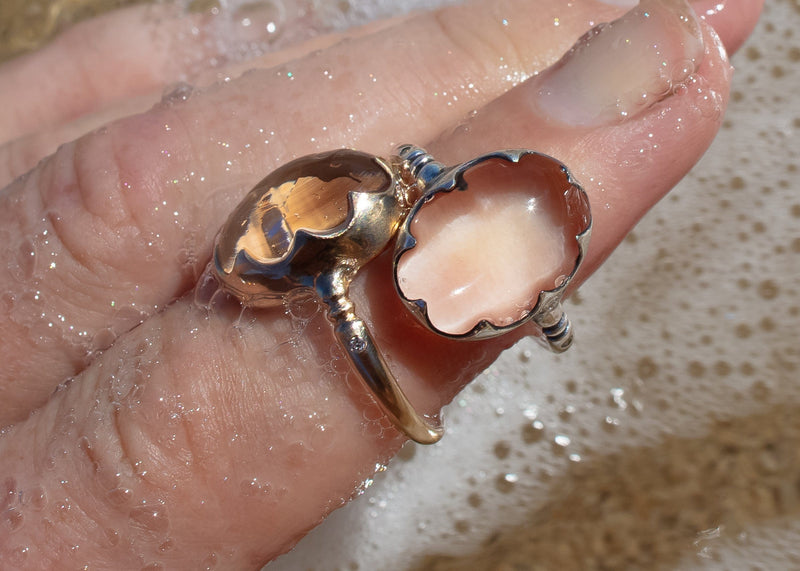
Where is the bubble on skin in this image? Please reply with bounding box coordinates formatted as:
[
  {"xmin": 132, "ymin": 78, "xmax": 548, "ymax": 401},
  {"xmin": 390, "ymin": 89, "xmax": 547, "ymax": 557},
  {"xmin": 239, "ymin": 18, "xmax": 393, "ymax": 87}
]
[
  {"xmin": 129, "ymin": 505, "xmax": 170, "ymax": 538},
  {"xmin": 55, "ymin": 496, "xmax": 73, "ymax": 517},
  {"xmin": 240, "ymin": 477, "xmax": 272, "ymax": 498},
  {"xmin": 160, "ymin": 81, "xmax": 196, "ymax": 106},
  {"xmin": 10, "ymin": 238, "xmax": 37, "ymax": 281},
  {"xmin": 105, "ymin": 528, "xmax": 121, "ymax": 547},
  {"xmin": 193, "ymin": 265, "xmax": 224, "ymax": 311},
  {"xmin": 676, "ymin": 73, "xmax": 725, "ymax": 121},
  {"xmin": 91, "ymin": 327, "xmax": 117, "ymax": 352},
  {"xmin": 2, "ymin": 507, "xmax": 23, "ymax": 532},
  {"xmin": 283, "ymin": 289, "xmax": 321, "ymax": 327},
  {"xmin": 28, "ymin": 486, "xmax": 47, "ymax": 511},
  {"xmin": 107, "ymin": 487, "xmax": 134, "ymax": 507},
  {"xmin": 3, "ymin": 544, "xmax": 32, "ymax": 567}
]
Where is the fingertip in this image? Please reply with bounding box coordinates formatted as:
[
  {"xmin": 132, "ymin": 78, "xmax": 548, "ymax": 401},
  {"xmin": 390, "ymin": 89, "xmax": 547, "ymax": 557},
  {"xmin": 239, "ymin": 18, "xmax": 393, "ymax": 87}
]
[{"xmin": 691, "ymin": 0, "xmax": 765, "ymax": 55}]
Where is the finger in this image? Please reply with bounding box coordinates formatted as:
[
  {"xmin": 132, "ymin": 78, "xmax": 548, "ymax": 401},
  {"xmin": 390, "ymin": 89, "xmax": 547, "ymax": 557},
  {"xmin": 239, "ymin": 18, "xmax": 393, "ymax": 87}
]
[
  {"xmin": 0, "ymin": 0, "xmax": 627, "ymax": 424},
  {"xmin": 0, "ymin": 0, "xmax": 758, "ymax": 190},
  {"xmin": 0, "ymin": 12, "xmax": 415, "ymax": 188},
  {"xmin": 0, "ymin": 1, "xmax": 756, "ymax": 568},
  {"xmin": 693, "ymin": 0, "xmax": 765, "ymax": 54},
  {"xmin": 0, "ymin": 2, "xmax": 336, "ymax": 147}
]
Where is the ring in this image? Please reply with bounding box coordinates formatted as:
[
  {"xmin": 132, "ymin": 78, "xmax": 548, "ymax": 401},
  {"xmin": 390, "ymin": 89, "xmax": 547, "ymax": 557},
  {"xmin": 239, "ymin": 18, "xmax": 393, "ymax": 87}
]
[{"xmin": 211, "ymin": 145, "xmax": 591, "ymax": 444}]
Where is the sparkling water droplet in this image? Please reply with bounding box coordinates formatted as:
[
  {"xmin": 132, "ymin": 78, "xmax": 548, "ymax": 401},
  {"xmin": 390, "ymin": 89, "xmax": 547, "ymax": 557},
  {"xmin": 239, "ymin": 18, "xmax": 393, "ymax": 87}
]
[
  {"xmin": 161, "ymin": 82, "xmax": 195, "ymax": 106},
  {"xmin": 554, "ymin": 434, "xmax": 571, "ymax": 447}
]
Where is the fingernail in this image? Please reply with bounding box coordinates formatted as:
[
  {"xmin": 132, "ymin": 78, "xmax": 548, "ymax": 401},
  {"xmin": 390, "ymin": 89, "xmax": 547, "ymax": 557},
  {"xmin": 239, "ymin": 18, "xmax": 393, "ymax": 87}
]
[{"xmin": 535, "ymin": 0, "xmax": 704, "ymax": 127}]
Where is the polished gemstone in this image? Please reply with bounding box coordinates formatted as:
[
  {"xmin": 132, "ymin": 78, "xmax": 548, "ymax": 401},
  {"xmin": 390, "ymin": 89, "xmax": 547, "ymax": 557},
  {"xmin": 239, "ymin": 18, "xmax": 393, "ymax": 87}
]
[
  {"xmin": 216, "ymin": 150, "xmax": 391, "ymax": 273},
  {"xmin": 396, "ymin": 155, "xmax": 582, "ymax": 335}
]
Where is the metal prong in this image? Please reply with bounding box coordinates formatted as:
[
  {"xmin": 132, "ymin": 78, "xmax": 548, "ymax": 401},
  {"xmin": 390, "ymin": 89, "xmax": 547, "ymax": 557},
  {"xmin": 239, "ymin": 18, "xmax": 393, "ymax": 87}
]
[{"xmin": 396, "ymin": 144, "xmax": 445, "ymax": 188}]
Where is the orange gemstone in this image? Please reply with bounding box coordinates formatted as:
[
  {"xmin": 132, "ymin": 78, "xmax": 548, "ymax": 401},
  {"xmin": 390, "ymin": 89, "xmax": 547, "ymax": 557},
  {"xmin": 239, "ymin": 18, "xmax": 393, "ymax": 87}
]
[{"xmin": 216, "ymin": 149, "xmax": 391, "ymax": 273}]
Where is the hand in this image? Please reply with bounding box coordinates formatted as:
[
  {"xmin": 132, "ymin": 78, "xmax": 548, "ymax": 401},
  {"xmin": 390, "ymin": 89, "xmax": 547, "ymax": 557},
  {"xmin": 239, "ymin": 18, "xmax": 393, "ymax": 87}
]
[{"xmin": 0, "ymin": 0, "xmax": 762, "ymax": 567}]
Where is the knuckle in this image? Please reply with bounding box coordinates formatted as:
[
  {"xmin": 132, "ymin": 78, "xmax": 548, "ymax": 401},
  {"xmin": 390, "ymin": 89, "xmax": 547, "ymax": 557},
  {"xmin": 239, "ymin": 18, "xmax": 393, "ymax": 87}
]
[
  {"xmin": 39, "ymin": 134, "xmax": 141, "ymax": 278},
  {"xmin": 430, "ymin": 5, "xmax": 525, "ymax": 81},
  {"xmin": 37, "ymin": 108, "xmax": 193, "ymax": 288}
]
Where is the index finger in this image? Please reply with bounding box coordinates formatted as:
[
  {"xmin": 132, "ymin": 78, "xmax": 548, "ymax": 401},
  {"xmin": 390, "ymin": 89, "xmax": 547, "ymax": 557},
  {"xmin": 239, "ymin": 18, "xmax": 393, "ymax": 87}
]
[{"xmin": 0, "ymin": 0, "xmax": 626, "ymax": 425}]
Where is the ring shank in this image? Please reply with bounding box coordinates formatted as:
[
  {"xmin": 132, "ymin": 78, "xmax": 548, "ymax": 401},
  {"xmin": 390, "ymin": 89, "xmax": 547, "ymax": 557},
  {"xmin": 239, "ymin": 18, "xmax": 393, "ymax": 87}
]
[{"xmin": 331, "ymin": 312, "xmax": 444, "ymax": 444}]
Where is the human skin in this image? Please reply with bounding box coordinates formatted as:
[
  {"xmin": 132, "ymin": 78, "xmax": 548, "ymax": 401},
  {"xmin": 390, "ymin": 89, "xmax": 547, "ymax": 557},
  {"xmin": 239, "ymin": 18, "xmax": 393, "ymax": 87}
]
[{"xmin": 0, "ymin": 0, "xmax": 762, "ymax": 568}]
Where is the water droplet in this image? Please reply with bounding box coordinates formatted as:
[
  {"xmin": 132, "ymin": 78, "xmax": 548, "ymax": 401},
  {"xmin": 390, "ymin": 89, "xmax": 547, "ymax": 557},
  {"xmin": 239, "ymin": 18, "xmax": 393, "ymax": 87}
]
[
  {"xmin": 107, "ymin": 487, "xmax": 133, "ymax": 507},
  {"xmin": 161, "ymin": 82, "xmax": 195, "ymax": 106},
  {"xmin": 104, "ymin": 528, "xmax": 120, "ymax": 547},
  {"xmin": 559, "ymin": 405, "xmax": 576, "ymax": 420},
  {"xmin": 493, "ymin": 441, "xmax": 511, "ymax": 460},
  {"xmin": 3, "ymin": 477, "xmax": 17, "ymax": 501},
  {"xmin": 467, "ymin": 492, "xmax": 482, "ymax": 508},
  {"xmin": 55, "ymin": 497, "xmax": 72, "ymax": 515},
  {"xmin": 240, "ymin": 477, "xmax": 271, "ymax": 497},
  {"xmin": 11, "ymin": 239, "xmax": 37, "ymax": 281},
  {"xmin": 7, "ymin": 545, "xmax": 31, "ymax": 565},
  {"xmin": 554, "ymin": 434, "xmax": 571, "ymax": 447},
  {"xmin": 28, "ymin": 486, "xmax": 46, "ymax": 510},
  {"xmin": 609, "ymin": 387, "xmax": 627, "ymax": 409},
  {"xmin": 193, "ymin": 266, "xmax": 221, "ymax": 310},
  {"xmin": 495, "ymin": 473, "xmax": 517, "ymax": 493},
  {"xmin": 91, "ymin": 328, "xmax": 117, "ymax": 352},
  {"xmin": 129, "ymin": 505, "xmax": 169, "ymax": 537},
  {"xmin": 2, "ymin": 507, "xmax": 23, "ymax": 531},
  {"xmin": 521, "ymin": 420, "xmax": 545, "ymax": 444},
  {"xmin": 284, "ymin": 289, "xmax": 320, "ymax": 323}
]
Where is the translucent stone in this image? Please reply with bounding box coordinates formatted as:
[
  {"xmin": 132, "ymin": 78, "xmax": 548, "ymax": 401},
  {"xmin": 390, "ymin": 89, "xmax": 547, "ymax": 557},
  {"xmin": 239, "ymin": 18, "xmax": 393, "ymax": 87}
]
[
  {"xmin": 216, "ymin": 150, "xmax": 391, "ymax": 273},
  {"xmin": 396, "ymin": 155, "xmax": 582, "ymax": 335}
]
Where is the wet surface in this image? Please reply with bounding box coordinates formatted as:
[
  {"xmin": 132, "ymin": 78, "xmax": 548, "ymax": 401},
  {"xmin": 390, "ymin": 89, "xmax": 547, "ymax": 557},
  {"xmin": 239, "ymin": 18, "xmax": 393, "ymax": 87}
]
[{"xmin": 2, "ymin": 0, "xmax": 798, "ymax": 569}]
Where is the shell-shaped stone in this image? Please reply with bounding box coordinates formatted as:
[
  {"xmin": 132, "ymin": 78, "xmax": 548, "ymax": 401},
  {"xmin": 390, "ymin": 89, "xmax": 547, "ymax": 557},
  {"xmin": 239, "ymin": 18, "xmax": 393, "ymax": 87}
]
[{"xmin": 394, "ymin": 150, "xmax": 591, "ymax": 339}]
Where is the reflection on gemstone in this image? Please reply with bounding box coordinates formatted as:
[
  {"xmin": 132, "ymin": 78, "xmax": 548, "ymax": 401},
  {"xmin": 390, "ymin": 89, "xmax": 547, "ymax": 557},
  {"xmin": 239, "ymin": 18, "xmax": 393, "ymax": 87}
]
[{"xmin": 216, "ymin": 150, "xmax": 391, "ymax": 273}]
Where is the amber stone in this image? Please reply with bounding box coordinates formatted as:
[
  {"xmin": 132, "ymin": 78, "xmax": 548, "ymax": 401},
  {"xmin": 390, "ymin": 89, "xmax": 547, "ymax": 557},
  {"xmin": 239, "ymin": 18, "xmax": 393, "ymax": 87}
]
[{"xmin": 216, "ymin": 149, "xmax": 391, "ymax": 274}]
